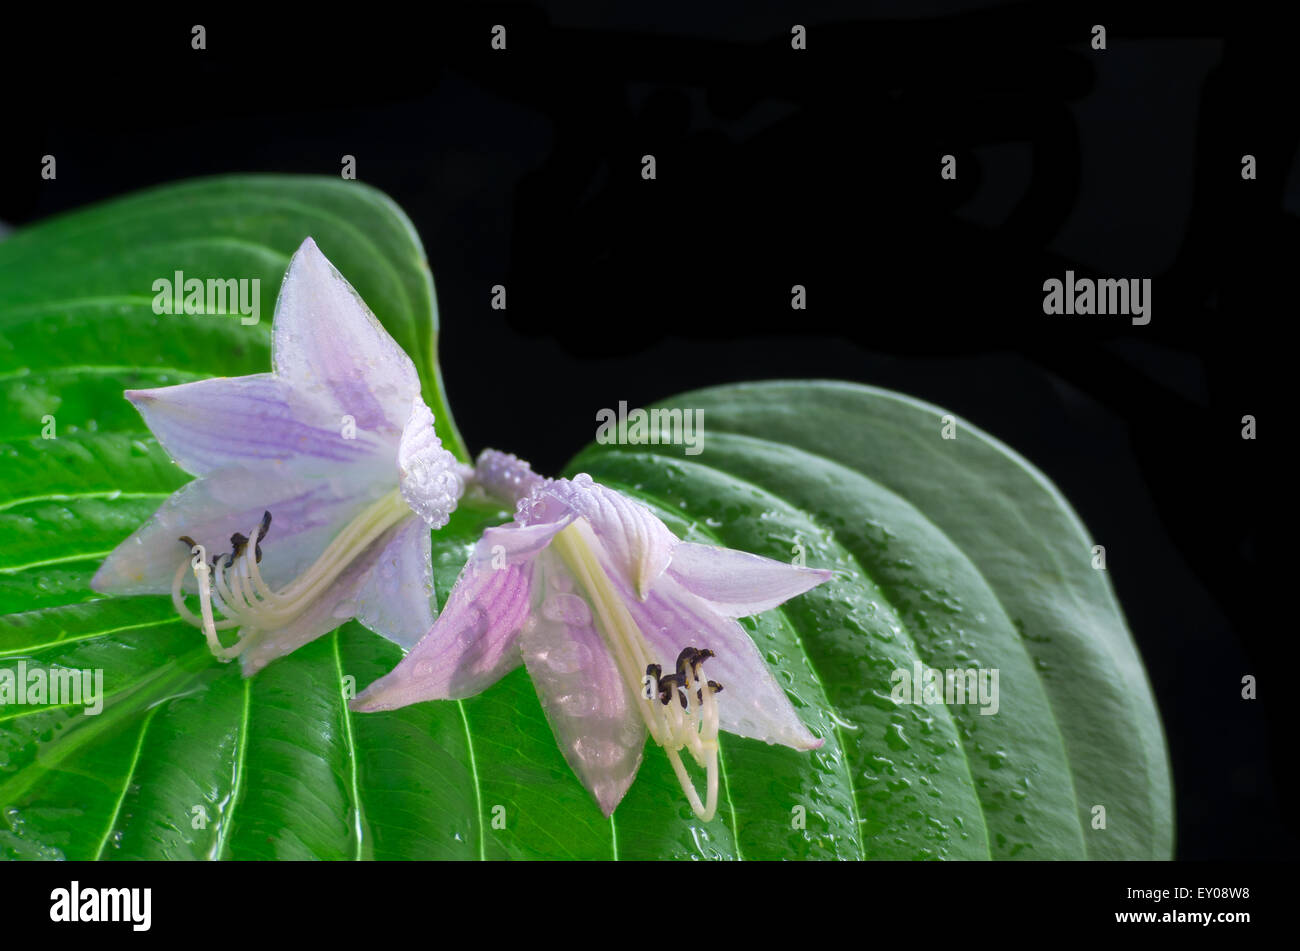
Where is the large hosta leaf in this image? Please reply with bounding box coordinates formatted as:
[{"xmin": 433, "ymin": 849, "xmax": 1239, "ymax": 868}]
[
  {"xmin": 568, "ymin": 383, "xmax": 1173, "ymax": 859},
  {"xmin": 0, "ymin": 177, "xmax": 1170, "ymax": 859}
]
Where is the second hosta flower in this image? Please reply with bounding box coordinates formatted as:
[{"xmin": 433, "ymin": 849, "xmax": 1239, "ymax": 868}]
[
  {"xmin": 353, "ymin": 450, "xmax": 832, "ymax": 820},
  {"xmin": 92, "ymin": 238, "xmax": 467, "ymax": 675}
]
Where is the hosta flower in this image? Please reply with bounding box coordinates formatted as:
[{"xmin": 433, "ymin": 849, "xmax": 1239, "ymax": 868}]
[
  {"xmin": 92, "ymin": 238, "xmax": 467, "ymax": 675},
  {"xmin": 352, "ymin": 450, "xmax": 832, "ymax": 820}
]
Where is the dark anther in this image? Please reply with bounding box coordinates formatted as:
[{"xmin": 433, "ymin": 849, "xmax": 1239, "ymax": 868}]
[
  {"xmin": 645, "ymin": 663, "xmax": 662, "ymax": 681},
  {"xmin": 656, "ymin": 672, "xmax": 686, "ymax": 706},
  {"xmin": 652, "ymin": 647, "xmax": 719, "ymax": 707},
  {"xmin": 689, "ymin": 648, "xmax": 715, "ymax": 674},
  {"xmin": 228, "ymin": 528, "xmax": 252, "ymax": 568},
  {"xmin": 224, "ymin": 511, "xmax": 273, "ymax": 566},
  {"xmin": 254, "ymin": 511, "xmax": 271, "ymax": 562},
  {"xmin": 696, "ymin": 680, "xmax": 724, "ymax": 703},
  {"xmin": 178, "ymin": 535, "xmax": 197, "ymax": 550},
  {"xmin": 674, "ymin": 646, "xmax": 715, "ymax": 678}
]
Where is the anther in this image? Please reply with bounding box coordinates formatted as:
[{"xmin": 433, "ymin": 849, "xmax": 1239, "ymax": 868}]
[
  {"xmin": 674, "ymin": 647, "xmax": 700, "ymax": 679},
  {"xmin": 254, "ymin": 511, "xmax": 272, "ymax": 562},
  {"xmin": 697, "ymin": 680, "xmax": 723, "ymax": 703},
  {"xmin": 657, "ymin": 672, "xmax": 685, "ymax": 705},
  {"xmin": 690, "ymin": 648, "xmax": 715, "ymax": 672}
]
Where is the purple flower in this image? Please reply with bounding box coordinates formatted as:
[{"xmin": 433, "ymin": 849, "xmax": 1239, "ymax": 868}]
[
  {"xmin": 92, "ymin": 238, "xmax": 468, "ymax": 675},
  {"xmin": 352, "ymin": 450, "xmax": 832, "ymax": 820}
]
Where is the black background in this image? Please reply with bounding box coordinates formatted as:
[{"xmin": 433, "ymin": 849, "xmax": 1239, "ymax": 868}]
[{"xmin": 1, "ymin": 3, "xmax": 1290, "ymax": 860}]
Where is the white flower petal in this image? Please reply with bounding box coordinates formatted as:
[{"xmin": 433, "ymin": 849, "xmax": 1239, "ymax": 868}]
[
  {"xmin": 350, "ymin": 545, "xmax": 533, "ymax": 709},
  {"xmin": 474, "ymin": 516, "xmax": 575, "ymax": 568},
  {"xmin": 352, "ymin": 514, "xmax": 435, "ymax": 650},
  {"xmin": 124, "ymin": 374, "xmax": 387, "ymax": 478},
  {"xmin": 521, "ymin": 550, "xmax": 645, "ymax": 817},
  {"xmin": 667, "ymin": 542, "xmax": 833, "ymax": 617},
  {"xmin": 272, "ymin": 237, "xmax": 420, "ymax": 439}
]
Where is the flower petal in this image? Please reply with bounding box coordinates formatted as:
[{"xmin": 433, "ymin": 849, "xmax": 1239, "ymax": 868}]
[
  {"xmin": 125, "ymin": 374, "xmax": 386, "ymax": 477},
  {"xmin": 91, "ymin": 467, "xmax": 372, "ymax": 596},
  {"xmin": 613, "ymin": 569, "xmax": 823, "ymax": 751},
  {"xmin": 352, "ymin": 514, "xmax": 435, "ymax": 650},
  {"xmin": 476, "ymin": 516, "xmax": 574, "ymax": 566},
  {"xmin": 667, "ymin": 542, "xmax": 833, "ymax": 617},
  {"xmin": 540, "ymin": 475, "xmax": 676, "ymax": 599},
  {"xmin": 521, "ymin": 550, "xmax": 645, "ymax": 817},
  {"xmin": 238, "ymin": 597, "xmax": 352, "ymax": 677},
  {"xmin": 272, "ymin": 237, "xmax": 420, "ymax": 438},
  {"xmin": 397, "ymin": 398, "xmax": 465, "ymax": 529},
  {"xmin": 350, "ymin": 546, "xmax": 533, "ymax": 709}
]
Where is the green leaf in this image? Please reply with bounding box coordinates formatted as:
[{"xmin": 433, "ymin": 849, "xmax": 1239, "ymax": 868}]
[
  {"xmin": 0, "ymin": 178, "xmax": 1170, "ymax": 859},
  {"xmin": 567, "ymin": 381, "xmax": 1173, "ymax": 859}
]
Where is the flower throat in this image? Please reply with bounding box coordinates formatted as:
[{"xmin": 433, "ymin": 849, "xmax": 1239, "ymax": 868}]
[
  {"xmin": 551, "ymin": 520, "xmax": 722, "ymax": 822},
  {"xmin": 171, "ymin": 489, "xmax": 412, "ymax": 661}
]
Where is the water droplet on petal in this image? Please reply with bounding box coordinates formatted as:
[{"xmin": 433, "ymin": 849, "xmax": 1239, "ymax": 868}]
[{"xmin": 541, "ymin": 593, "xmax": 592, "ymax": 627}]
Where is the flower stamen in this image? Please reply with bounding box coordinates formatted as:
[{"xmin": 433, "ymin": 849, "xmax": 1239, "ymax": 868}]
[{"xmin": 170, "ymin": 489, "xmax": 413, "ymax": 663}]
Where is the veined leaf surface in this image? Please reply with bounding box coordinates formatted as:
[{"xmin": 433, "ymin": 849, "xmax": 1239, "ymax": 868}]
[{"xmin": 0, "ymin": 179, "xmax": 1170, "ymax": 859}]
